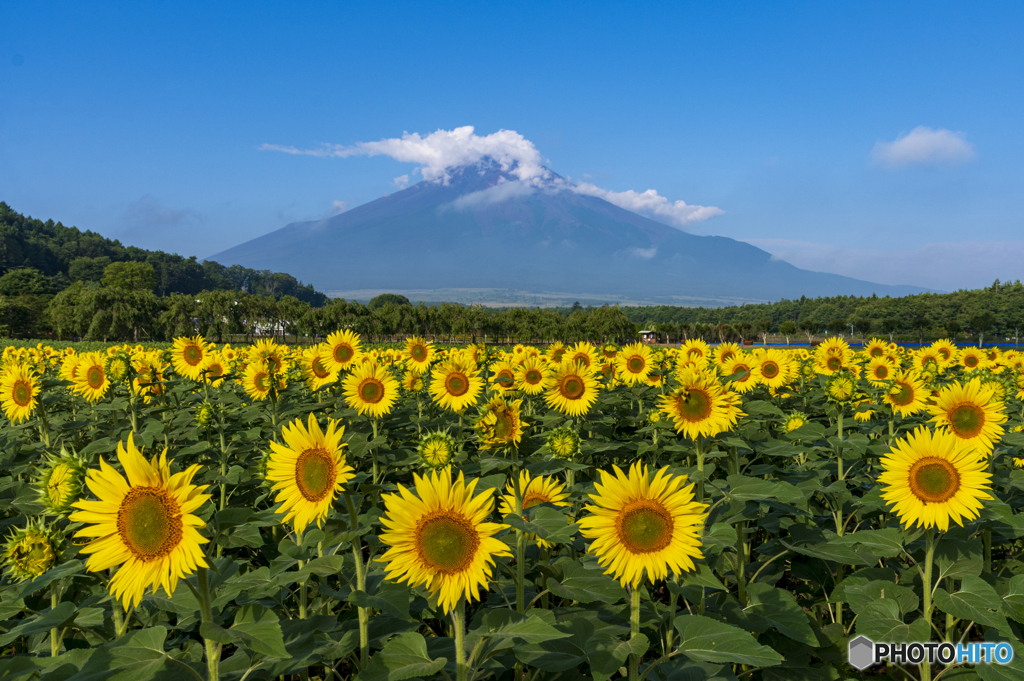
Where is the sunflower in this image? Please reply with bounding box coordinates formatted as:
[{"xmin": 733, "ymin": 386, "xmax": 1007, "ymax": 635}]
[
  {"xmin": 578, "ymin": 462, "xmax": 707, "ymax": 587},
  {"xmin": 1, "ymin": 364, "xmax": 39, "ymax": 424},
  {"xmin": 878, "ymin": 426, "xmax": 992, "ymax": 531},
  {"xmin": 72, "ymin": 352, "xmax": 110, "ymax": 403},
  {"xmin": 242, "ymin": 362, "xmax": 276, "ymax": 401},
  {"xmin": 752, "ymin": 349, "xmax": 790, "ymax": 389},
  {"xmin": 547, "ymin": 425, "xmax": 581, "ymax": 460},
  {"xmin": 36, "ymin": 452, "xmax": 86, "ymax": 516},
  {"xmin": 784, "ymin": 412, "xmax": 807, "ymax": 433},
  {"xmin": 266, "ymin": 415, "xmax": 354, "ymax": 534},
  {"xmin": 402, "ymin": 370, "xmax": 426, "ymax": 394},
  {"xmin": 863, "ymin": 338, "xmax": 888, "ymax": 359},
  {"xmin": 865, "ymin": 357, "xmax": 896, "ymax": 386},
  {"xmin": 340, "ymin": 361, "xmax": 399, "ymax": 418},
  {"xmin": 928, "ymin": 378, "xmax": 1008, "ymax": 456},
  {"xmin": 404, "ymin": 336, "xmax": 435, "ymax": 374},
  {"xmin": 884, "ymin": 370, "xmax": 928, "ymax": 417},
  {"xmin": 377, "ymin": 468, "xmax": 511, "ymax": 613},
  {"xmin": 474, "ymin": 396, "xmax": 527, "ymax": 450},
  {"xmin": 3, "ymin": 524, "xmax": 60, "ymax": 582},
  {"xmin": 546, "ymin": 342, "xmax": 568, "ymax": 364},
  {"xmin": 498, "ymin": 471, "xmax": 570, "ymax": 549},
  {"xmin": 816, "ymin": 337, "xmax": 851, "ymax": 359},
  {"xmin": 814, "ymin": 345, "xmax": 855, "ymax": 375},
  {"xmin": 566, "ymin": 342, "xmax": 600, "ymax": 372},
  {"xmin": 600, "ymin": 343, "xmax": 619, "ymax": 360},
  {"xmin": 417, "ymin": 430, "xmax": 457, "ymax": 469},
  {"xmin": 680, "ymin": 339, "xmax": 711, "ymax": 363},
  {"xmin": 69, "ymin": 439, "xmax": 211, "ymax": 608},
  {"xmin": 1013, "ymin": 457, "xmax": 1024, "ymax": 469},
  {"xmin": 545, "ymin": 360, "xmax": 601, "ymax": 417},
  {"xmin": 712, "ymin": 342, "xmax": 742, "ymax": 367},
  {"xmin": 106, "ymin": 352, "xmax": 131, "ymax": 383},
  {"xmin": 720, "ymin": 356, "xmax": 760, "ymax": 393},
  {"xmin": 659, "ymin": 368, "xmax": 743, "ymax": 440},
  {"xmin": 171, "ymin": 336, "xmax": 212, "ymax": 381},
  {"xmin": 516, "ymin": 356, "xmax": 550, "ymax": 395},
  {"xmin": 825, "ymin": 373, "xmax": 856, "ymax": 403},
  {"xmin": 615, "ymin": 343, "xmax": 654, "ymax": 385},
  {"xmin": 958, "ymin": 347, "xmax": 990, "ymax": 372},
  {"xmin": 429, "ymin": 358, "xmax": 484, "ymax": 414},
  {"xmin": 203, "ymin": 351, "xmax": 229, "ymax": 387},
  {"xmin": 300, "ymin": 345, "xmax": 339, "ymax": 391},
  {"xmin": 488, "ymin": 360, "xmax": 518, "ymax": 393},
  {"xmin": 133, "ymin": 357, "xmax": 167, "ymax": 404}
]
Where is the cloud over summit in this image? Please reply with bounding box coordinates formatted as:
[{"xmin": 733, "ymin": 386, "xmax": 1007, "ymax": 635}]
[
  {"xmin": 261, "ymin": 126, "xmax": 723, "ymax": 230},
  {"xmin": 872, "ymin": 126, "xmax": 976, "ymax": 167}
]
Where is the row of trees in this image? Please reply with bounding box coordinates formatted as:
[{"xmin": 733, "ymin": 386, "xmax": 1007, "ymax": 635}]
[{"xmin": 0, "ymin": 202, "xmax": 327, "ymax": 304}]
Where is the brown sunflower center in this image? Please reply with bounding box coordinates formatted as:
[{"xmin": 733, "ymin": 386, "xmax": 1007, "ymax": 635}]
[
  {"xmin": 524, "ymin": 369, "xmax": 542, "ymax": 385},
  {"xmin": 675, "ymin": 388, "xmax": 712, "ymax": 422},
  {"xmin": 572, "ymin": 353, "xmax": 591, "ymax": 368},
  {"xmin": 207, "ymin": 363, "xmax": 224, "ymax": 378},
  {"xmin": 908, "ymin": 457, "xmax": 960, "ymax": 503},
  {"xmin": 266, "ymin": 356, "xmax": 282, "ymax": 373},
  {"xmin": 118, "ymin": 487, "xmax": 183, "ymax": 562},
  {"xmin": 358, "ymin": 378, "xmax": 385, "ymax": 403},
  {"xmin": 559, "ymin": 375, "xmax": 585, "ymax": 400},
  {"xmin": 948, "ymin": 403, "xmax": 985, "ymax": 439},
  {"xmin": 86, "ymin": 366, "xmax": 105, "ymax": 389},
  {"xmin": 445, "ymin": 372, "xmax": 469, "ymax": 396},
  {"xmin": 12, "ymin": 380, "xmax": 32, "ymax": 407},
  {"xmin": 626, "ymin": 356, "xmax": 646, "ymax": 373},
  {"xmin": 826, "ymin": 356, "xmax": 842, "ymax": 371},
  {"xmin": 551, "ymin": 349, "xmax": 566, "ymax": 362},
  {"xmin": 295, "ymin": 446, "xmax": 336, "ymax": 502},
  {"xmin": 522, "ymin": 491, "xmax": 550, "ymax": 509},
  {"xmin": 492, "ymin": 410, "xmax": 515, "ymax": 441},
  {"xmin": 761, "ymin": 361, "xmax": 779, "ymax": 379},
  {"xmin": 495, "ymin": 370, "xmax": 515, "ymax": 388},
  {"xmin": 869, "ymin": 347, "xmax": 884, "ymax": 357},
  {"xmin": 733, "ymin": 364, "xmax": 751, "ymax": 382},
  {"xmin": 938, "ymin": 348, "xmax": 952, "ymax": 361},
  {"xmin": 410, "ymin": 344, "xmax": 427, "ymax": 362},
  {"xmin": 254, "ymin": 371, "xmax": 271, "ymax": 392},
  {"xmin": 183, "ymin": 344, "xmax": 203, "ymax": 366},
  {"xmin": 720, "ymin": 350, "xmax": 735, "ymax": 363},
  {"xmin": 334, "ymin": 344, "xmax": 354, "ymax": 364},
  {"xmin": 311, "ymin": 358, "xmax": 330, "ymax": 379},
  {"xmin": 890, "ymin": 382, "xmax": 914, "ymax": 405},
  {"xmin": 415, "ymin": 511, "xmax": 480, "ymax": 575},
  {"xmin": 873, "ymin": 365, "xmax": 890, "ymax": 380},
  {"xmin": 616, "ymin": 500, "xmax": 674, "ymax": 554},
  {"xmin": 964, "ymin": 355, "xmax": 979, "ymax": 368}
]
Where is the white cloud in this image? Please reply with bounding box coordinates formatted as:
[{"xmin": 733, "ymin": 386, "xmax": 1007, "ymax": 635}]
[
  {"xmin": 627, "ymin": 246, "xmax": 658, "ymax": 259},
  {"xmin": 330, "ymin": 200, "xmax": 349, "ymax": 215},
  {"xmin": 262, "ymin": 126, "xmax": 724, "ymax": 229},
  {"xmin": 260, "ymin": 126, "xmax": 548, "ymax": 184},
  {"xmin": 572, "ymin": 182, "xmax": 724, "ymax": 229},
  {"xmin": 872, "ymin": 126, "xmax": 976, "ymax": 167},
  {"xmin": 743, "ymin": 238, "xmax": 1024, "ymax": 291},
  {"xmin": 448, "ymin": 179, "xmax": 536, "ymax": 210}
]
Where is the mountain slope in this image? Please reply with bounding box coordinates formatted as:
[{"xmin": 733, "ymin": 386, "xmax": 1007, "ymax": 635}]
[{"xmin": 212, "ymin": 164, "xmax": 927, "ymax": 303}]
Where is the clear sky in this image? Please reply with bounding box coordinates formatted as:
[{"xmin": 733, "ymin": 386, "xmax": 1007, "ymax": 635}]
[{"xmin": 2, "ymin": 1, "xmax": 1022, "ymax": 292}]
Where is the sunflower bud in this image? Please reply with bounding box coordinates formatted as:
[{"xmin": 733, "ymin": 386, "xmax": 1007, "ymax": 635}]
[
  {"xmin": 105, "ymin": 352, "xmax": 132, "ymax": 383},
  {"xmin": 36, "ymin": 449, "xmax": 87, "ymax": 516},
  {"xmin": 417, "ymin": 430, "xmax": 457, "ymax": 469},
  {"xmin": 3, "ymin": 523, "xmax": 61, "ymax": 582},
  {"xmin": 546, "ymin": 425, "xmax": 581, "ymax": 460},
  {"xmin": 196, "ymin": 401, "xmax": 215, "ymax": 426}
]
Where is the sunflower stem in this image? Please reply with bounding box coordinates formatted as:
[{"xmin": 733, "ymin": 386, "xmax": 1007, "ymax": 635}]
[
  {"xmin": 629, "ymin": 584, "xmax": 641, "ymax": 681},
  {"xmin": 695, "ymin": 437, "xmax": 705, "ymax": 503},
  {"xmin": 983, "ymin": 528, "xmax": 992, "ymax": 574},
  {"xmin": 735, "ymin": 521, "xmax": 747, "ymax": 605},
  {"xmin": 836, "ymin": 410, "xmax": 844, "ymax": 481},
  {"xmin": 345, "ymin": 494, "xmax": 369, "ymax": 669},
  {"xmin": 197, "ymin": 567, "xmax": 221, "ymax": 681},
  {"xmin": 516, "ymin": 530, "xmax": 527, "ymax": 614},
  {"xmin": 922, "ymin": 528, "xmax": 936, "ymax": 681},
  {"xmin": 453, "ymin": 599, "xmax": 468, "ymax": 681},
  {"xmin": 50, "ymin": 584, "xmax": 59, "ymax": 656}
]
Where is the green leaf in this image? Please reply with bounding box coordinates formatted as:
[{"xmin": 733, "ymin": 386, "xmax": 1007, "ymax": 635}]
[
  {"xmin": 349, "ymin": 581, "xmax": 413, "ymax": 621},
  {"xmin": 503, "ymin": 506, "xmax": 579, "ymax": 544},
  {"xmin": 514, "ymin": 617, "xmax": 591, "ymax": 672},
  {"xmin": 546, "ymin": 561, "xmax": 628, "ymax": 604},
  {"xmin": 725, "ymin": 475, "xmax": 806, "ymax": 506},
  {"xmin": 472, "ymin": 609, "xmax": 572, "ymax": 645},
  {"xmin": 673, "ymin": 615, "xmax": 783, "ymax": 667},
  {"xmin": 829, "ymin": 529, "xmax": 905, "ymax": 558},
  {"xmin": 585, "ymin": 632, "xmax": 649, "ymax": 681},
  {"xmin": 842, "ymin": 581, "xmax": 918, "ymax": 616},
  {"xmin": 680, "ymin": 563, "xmax": 727, "ymax": 591},
  {"xmin": 935, "ymin": 534, "xmax": 984, "ymax": 581},
  {"xmin": 230, "ymin": 604, "xmax": 291, "ymax": 658},
  {"xmin": 358, "ymin": 632, "xmax": 446, "ymax": 681},
  {"xmin": 855, "ymin": 600, "xmax": 930, "ymax": 643},
  {"xmin": 0, "ymin": 601, "xmax": 76, "ymax": 646},
  {"xmin": 1001, "ymin": 574, "xmax": 1024, "ymax": 622},
  {"xmin": 743, "ymin": 582, "xmax": 817, "ymax": 646},
  {"xmin": 933, "ymin": 576, "xmax": 1013, "ymax": 637},
  {"xmin": 13, "ymin": 560, "xmax": 85, "ymax": 599}
]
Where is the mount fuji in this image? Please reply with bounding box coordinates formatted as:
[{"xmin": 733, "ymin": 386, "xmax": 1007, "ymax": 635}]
[{"xmin": 211, "ymin": 162, "xmax": 927, "ymax": 305}]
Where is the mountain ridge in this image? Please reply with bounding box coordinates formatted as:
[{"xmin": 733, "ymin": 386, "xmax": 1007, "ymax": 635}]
[{"xmin": 211, "ymin": 163, "xmax": 929, "ymax": 305}]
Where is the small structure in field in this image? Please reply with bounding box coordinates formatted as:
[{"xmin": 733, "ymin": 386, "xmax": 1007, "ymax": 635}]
[{"xmin": 639, "ymin": 329, "xmax": 658, "ymax": 344}]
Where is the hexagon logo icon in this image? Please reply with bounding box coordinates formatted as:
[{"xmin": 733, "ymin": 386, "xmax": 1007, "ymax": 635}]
[{"xmin": 848, "ymin": 635, "xmax": 875, "ymax": 670}]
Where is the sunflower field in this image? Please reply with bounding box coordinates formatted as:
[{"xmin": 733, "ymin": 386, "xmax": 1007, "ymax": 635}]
[{"xmin": 1, "ymin": 334, "xmax": 1024, "ymax": 681}]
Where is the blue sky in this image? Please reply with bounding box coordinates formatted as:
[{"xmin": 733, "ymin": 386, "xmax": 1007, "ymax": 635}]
[{"xmin": 2, "ymin": 1, "xmax": 1022, "ymax": 292}]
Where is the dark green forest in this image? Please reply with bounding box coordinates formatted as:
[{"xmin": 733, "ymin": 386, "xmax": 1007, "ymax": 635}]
[{"xmin": 2, "ymin": 202, "xmax": 1022, "ymax": 345}]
